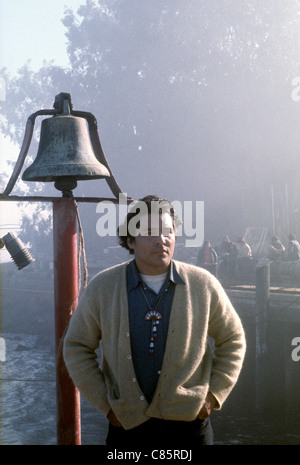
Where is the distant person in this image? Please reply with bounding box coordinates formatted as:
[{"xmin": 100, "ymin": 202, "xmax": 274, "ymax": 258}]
[
  {"xmin": 268, "ymin": 236, "xmax": 285, "ymax": 261},
  {"xmin": 219, "ymin": 235, "xmax": 238, "ymax": 276},
  {"xmin": 220, "ymin": 235, "xmax": 231, "ymax": 256},
  {"xmin": 236, "ymin": 237, "xmax": 252, "ymax": 276},
  {"xmin": 236, "ymin": 237, "xmax": 252, "ymax": 259},
  {"xmin": 197, "ymin": 240, "xmax": 218, "ymax": 276},
  {"xmin": 63, "ymin": 195, "xmax": 246, "ymax": 446},
  {"xmin": 287, "ymin": 234, "xmax": 300, "ymax": 261}
]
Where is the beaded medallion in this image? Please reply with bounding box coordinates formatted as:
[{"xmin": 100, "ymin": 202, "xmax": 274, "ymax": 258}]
[{"xmin": 144, "ymin": 310, "xmax": 163, "ymax": 354}]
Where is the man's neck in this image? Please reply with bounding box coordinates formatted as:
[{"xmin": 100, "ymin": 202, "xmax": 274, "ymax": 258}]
[{"xmin": 134, "ymin": 259, "xmax": 171, "ymax": 276}]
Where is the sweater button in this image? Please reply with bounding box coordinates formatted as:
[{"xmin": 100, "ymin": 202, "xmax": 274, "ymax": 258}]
[
  {"xmin": 127, "ymin": 355, "xmax": 131, "ymax": 360},
  {"xmin": 132, "ymin": 377, "xmax": 136, "ymax": 382},
  {"xmin": 140, "ymin": 396, "xmax": 144, "ymax": 401}
]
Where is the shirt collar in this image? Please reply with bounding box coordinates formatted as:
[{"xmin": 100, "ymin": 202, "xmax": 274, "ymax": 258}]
[{"xmin": 127, "ymin": 259, "xmax": 185, "ymax": 291}]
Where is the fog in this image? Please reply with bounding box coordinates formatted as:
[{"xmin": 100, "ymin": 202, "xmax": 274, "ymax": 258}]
[
  {"xmin": 1, "ymin": 0, "xmax": 300, "ymax": 249},
  {"xmin": 2, "ymin": 1, "xmax": 300, "ymax": 445}
]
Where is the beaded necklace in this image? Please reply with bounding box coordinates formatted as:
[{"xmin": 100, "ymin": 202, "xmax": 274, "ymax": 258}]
[{"xmin": 139, "ymin": 283, "xmax": 170, "ymax": 354}]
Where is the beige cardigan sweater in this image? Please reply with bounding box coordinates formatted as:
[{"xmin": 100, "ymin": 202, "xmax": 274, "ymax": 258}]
[{"xmin": 63, "ymin": 260, "xmax": 246, "ymax": 430}]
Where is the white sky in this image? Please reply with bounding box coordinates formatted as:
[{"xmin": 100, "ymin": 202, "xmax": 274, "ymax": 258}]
[
  {"xmin": 0, "ymin": 0, "xmax": 84, "ymax": 262},
  {"xmin": 0, "ymin": 0, "xmax": 84, "ymax": 74}
]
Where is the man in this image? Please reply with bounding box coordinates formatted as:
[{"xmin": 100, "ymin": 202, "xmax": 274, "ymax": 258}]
[
  {"xmin": 219, "ymin": 235, "xmax": 238, "ymax": 277},
  {"xmin": 196, "ymin": 240, "xmax": 218, "ymax": 276},
  {"xmin": 63, "ymin": 195, "xmax": 246, "ymax": 446},
  {"xmin": 236, "ymin": 237, "xmax": 253, "ymax": 276},
  {"xmin": 236, "ymin": 237, "xmax": 252, "ymax": 259},
  {"xmin": 287, "ymin": 234, "xmax": 300, "ymax": 261},
  {"xmin": 268, "ymin": 236, "xmax": 285, "ymax": 261}
]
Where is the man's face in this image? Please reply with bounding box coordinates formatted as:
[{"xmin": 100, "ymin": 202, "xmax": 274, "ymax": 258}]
[{"xmin": 127, "ymin": 213, "xmax": 176, "ymax": 275}]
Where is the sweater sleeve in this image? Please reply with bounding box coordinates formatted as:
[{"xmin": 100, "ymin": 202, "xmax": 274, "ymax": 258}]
[
  {"xmin": 63, "ymin": 289, "xmax": 111, "ymax": 417},
  {"xmin": 207, "ymin": 279, "xmax": 246, "ymax": 408}
]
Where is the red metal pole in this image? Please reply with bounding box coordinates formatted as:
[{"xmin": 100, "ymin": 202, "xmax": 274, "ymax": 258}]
[{"xmin": 53, "ymin": 197, "xmax": 81, "ymax": 445}]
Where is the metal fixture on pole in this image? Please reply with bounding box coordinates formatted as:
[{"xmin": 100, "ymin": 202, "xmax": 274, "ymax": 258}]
[
  {"xmin": 0, "ymin": 232, "xmax": 35, "ymax": 269},
  {"xmin": 0, "ymin": 92, "xmax": 132, "ymax": 445}
]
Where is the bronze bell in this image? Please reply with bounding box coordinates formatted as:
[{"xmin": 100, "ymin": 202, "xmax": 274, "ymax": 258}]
[{"xmin": 22, "ymin": 114, "xmax": 110, "ymax": 187}]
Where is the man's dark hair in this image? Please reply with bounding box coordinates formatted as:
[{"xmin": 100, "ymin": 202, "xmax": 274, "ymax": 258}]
[{"xmin": 118, "ymin": 194, "xmax": 177, "ymax": 254}]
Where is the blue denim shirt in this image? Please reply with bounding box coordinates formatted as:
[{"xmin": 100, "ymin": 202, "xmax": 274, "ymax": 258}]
[{"xmin": 127, "ymin": 259, "xmax": 185, "ymax": 402}]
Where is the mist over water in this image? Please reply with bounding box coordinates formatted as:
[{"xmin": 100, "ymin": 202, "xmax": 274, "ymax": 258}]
[{"xmin": 0, "ymin": 333, "xmax": 108, "ymax": 445}]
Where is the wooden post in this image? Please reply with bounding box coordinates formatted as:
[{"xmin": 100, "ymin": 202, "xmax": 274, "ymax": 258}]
[{"xmin": 255, "ymin": 263, "xmax": 270, "ymax": 410}]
